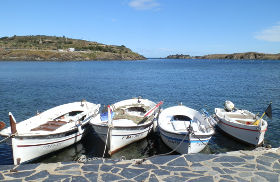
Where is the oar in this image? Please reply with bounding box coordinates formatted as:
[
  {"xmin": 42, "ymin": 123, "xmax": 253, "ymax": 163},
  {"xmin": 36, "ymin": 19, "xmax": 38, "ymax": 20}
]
[
  {"xmin": 143, "ymin": 101, "xmax": 163, "ymax": 118},
  {"xmin": 137, "ymin": 101, "xmax": 163, "ymax": 124}
]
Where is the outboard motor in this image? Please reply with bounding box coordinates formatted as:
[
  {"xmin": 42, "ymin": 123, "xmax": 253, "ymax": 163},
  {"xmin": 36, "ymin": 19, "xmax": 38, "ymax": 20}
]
[{"xmin": 224, "ymin": 100, "xmax": 235, "ymax": 112}]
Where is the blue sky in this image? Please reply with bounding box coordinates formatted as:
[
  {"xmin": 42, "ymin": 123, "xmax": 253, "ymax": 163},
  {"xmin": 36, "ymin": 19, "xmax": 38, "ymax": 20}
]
[{"xmin": 1, "ymin": 0, "xmax": 280, "ymax": 57}]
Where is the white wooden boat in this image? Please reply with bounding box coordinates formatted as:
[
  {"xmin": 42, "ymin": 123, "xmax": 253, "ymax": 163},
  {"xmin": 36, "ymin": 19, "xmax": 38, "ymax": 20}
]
[
  {"xmin": 158, "ymin": 105, "xmax": 215, "ymax": 154},
  {"xmin": 0, "ymin": 101, "xmax": 100, "ymax": 165},
  {"xmin": 215, "ymin": 101, "xmax": 268, "ymax": 146},
  {"xmin": 90, "ymin": 98, "xmax": 162, "ymax": 155}
]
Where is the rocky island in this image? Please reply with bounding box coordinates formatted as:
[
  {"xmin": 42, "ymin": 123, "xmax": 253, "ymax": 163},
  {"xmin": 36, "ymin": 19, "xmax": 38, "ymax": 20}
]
[
  {"xmin": 166, "ymin": 54, "xmax": 191, "ymax": 59},
  {"xmin": 166, "ymin": 52, "xmax": 280, "ymax": 60},
  {"xmin": 0, "ymin": 35, "xmax": 145, "ymax": 61}
]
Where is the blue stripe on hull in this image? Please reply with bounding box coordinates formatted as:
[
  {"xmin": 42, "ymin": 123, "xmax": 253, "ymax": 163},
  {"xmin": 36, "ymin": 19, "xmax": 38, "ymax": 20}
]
[{"xmin": 161, "ymin": 131, "xmax": 209, "ymax": 144}]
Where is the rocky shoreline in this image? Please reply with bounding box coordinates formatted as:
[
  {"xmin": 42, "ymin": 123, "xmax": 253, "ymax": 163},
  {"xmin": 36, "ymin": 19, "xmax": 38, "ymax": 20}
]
[
  {"xmin": 0, "ymin": 49, "xmax": 145, "ymax": 61},
  {"xmin": 0, "ymin": 147, "xmax": 279, "ymax": 181},
  {"xmin": 166, "ymin": 52, "xmax": 280, "ymax": 60}
]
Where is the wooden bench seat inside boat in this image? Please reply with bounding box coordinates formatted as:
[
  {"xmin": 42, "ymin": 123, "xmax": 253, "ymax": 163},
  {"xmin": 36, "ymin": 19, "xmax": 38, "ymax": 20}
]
[{"xmin": 31, "ymin": 120, "xmax": 67, "ymax": 131}]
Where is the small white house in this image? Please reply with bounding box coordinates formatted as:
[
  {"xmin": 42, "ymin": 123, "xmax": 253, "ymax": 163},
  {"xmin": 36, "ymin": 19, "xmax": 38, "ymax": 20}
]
[{"xmin": 68, "ymin": 48, "xmax": 75, "ymax": 52}]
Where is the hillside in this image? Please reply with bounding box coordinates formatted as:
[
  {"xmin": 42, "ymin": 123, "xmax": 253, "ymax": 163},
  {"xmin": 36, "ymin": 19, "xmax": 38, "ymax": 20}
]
[
  {"xmin": 166, "ymin": 52, "xmax": 280, "ymax": 60},
  {"xmin": 0, "ymin": 35, "xmax": 145, "ymax": 61}
]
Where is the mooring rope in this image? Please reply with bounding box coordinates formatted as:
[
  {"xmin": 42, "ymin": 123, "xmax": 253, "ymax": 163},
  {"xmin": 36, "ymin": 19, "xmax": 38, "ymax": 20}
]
[
  {"xmin": 147, "ymin": 117, "xmax": 211, "ymax": 161},
  {"xmin": 146, "ymin": 126, "xmax": 191, "ymax": 160},
  {"xmin": 159, "ymin": 131, "xmax": 189, "ymax": 156},
  {"xmin": 102, "ymin": 125, "xmax": 111, "ymax": 158},
  {"xmin": 0, "ymin": 134, "xmax": 14, "ymax": 144},
  {"xmin": 188, "ymin": 127, "xmax": 208, "ymax": 146},
  {"xmin": 100, "ymin": 107, "xmax": 210, "ymax": 163}
]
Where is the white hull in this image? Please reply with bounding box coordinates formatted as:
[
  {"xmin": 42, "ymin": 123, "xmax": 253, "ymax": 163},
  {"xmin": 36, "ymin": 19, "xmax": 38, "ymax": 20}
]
[
  {"xmin": 0, "ymin": 101, "xmax": 100, "ymax": 164},
  {"xmin": 158, "ymin": 105, "xmax": 214, "ymax": 154},
  {"xmin": 92, "ymin": 123, "xmax": 153, "ymax": 154},
  {"xmin": 159, "ymin": 128, "xmax": 211, "ymax": 154},
  {"xmin": 215, "ymin": 108, "xmax": 267, "ymax": 146},
  {"xmin": 90, "ymin": 98, "xmax": 160, "ymax": 155},
  {"xmin": 12, "ymin": 131, "xmax": 83, "ymax": 164}
]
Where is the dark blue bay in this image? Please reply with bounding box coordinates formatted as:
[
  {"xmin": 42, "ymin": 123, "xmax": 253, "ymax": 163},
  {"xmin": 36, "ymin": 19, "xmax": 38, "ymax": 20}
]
[{"xmin": 0, "ymin": 59, "xmax": 279, "ymax": 165}]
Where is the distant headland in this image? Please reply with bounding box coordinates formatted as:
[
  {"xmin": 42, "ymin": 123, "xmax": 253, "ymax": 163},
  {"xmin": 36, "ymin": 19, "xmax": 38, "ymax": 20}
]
[
  {"xmin": 1, "ymin": 36, "xmax": 280, "ymax": 61},
  {"xmin": 0, "ymin": 35, "xmax": 145, "ymax": 61},
  {"xmin": 166, "ymin": 52, "xmax": 280, "ymax": 60}
]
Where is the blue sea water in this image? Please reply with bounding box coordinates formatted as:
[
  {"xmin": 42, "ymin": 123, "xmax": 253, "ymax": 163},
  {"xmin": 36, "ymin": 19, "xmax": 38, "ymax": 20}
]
[{"xmin": 0, "ymin": 59, "xmax": 279, "ymax": 165}]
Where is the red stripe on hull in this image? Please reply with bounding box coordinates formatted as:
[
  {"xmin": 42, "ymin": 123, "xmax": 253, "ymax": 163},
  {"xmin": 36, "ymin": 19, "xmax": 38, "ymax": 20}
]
[
  {"xmin": 17, "ymin": 134, "xmax": 82, "ymax": 147},
  {"xmin": 219, "ymin": 120, "xmax": 267, "ymax": 132}
]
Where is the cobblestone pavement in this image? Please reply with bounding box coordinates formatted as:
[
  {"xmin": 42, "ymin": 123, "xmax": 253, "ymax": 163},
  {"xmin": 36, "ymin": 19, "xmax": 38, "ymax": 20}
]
[{"xmin": 0, "ymin": 147, "xmax": 279, "ymax": 182}]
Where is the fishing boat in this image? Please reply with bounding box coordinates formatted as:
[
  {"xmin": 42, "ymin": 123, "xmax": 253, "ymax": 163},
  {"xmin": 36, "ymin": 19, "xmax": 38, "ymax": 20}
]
[
  {"xmin": 90, "ymin": 97, "xmax": 162, "ymax": 155},
  {"xmin": 0, "ymin": 100, "xmax": 100, "ymax": 165},
  {"xmin": 158, "ymin": 104, "xmax": 215, "ymax": 154},
  {"xmin": 214, "ymin": 101, "xmax": 270, "ymax": 146}
]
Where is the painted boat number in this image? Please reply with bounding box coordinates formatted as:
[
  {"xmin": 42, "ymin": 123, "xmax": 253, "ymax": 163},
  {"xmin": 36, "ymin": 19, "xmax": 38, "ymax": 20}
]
[
  {"xmin": 122, "ymin": 133, "xmax": 143, "ymax": 140},
  {"xmin": 167, "ymin": 139, "xmax": 180, "ymax": 144},
  {"xmin": 42, "ymin": 143, "xmax": 62, "ymax": 149}
]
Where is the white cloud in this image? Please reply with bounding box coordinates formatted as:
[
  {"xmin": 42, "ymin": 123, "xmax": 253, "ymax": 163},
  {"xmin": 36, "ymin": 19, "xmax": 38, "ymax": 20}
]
[
  {"xmin": 129, "ymin": 0, "xmax": 160, "ymax": 10},
  {"xmin": 255, "ymin": 22, "xmax": 280, "ymax": 42}
]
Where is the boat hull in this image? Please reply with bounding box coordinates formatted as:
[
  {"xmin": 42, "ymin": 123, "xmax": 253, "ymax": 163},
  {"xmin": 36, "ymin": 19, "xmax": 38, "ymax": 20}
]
[
  {"xmin": 215, "ymin": 107, "xmax": 268, "ymax": 146},
  {"xmin": 0, "ymin": 101, "xmax": 100, "ymax": 165},
  {"xmin": 157, "ymin": 105, "xmax": 214, "ymax": 154},
  {"xmin": 12, "ymin": 130, "xmax": 83, "ymax": 164},
  {"xmin": 90, "ymin": 98, "xmax": 160, "ymax": 155},
  {"xmin": 217, "ymin": 118, "xmax": 266, "ymax": 146},
  {"xmin": 159, "ymin": 128, "xmax": 211, "ymax": 154},
  {"xmin": 91, "ymin": 123, "xmax": 153, "ymax": 155}
]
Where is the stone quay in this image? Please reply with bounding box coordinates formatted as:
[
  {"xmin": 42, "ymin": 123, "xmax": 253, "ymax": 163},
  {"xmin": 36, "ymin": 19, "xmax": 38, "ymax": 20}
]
[{"xmin": 0, "ymin": 147, "xmax": 279, "ymax": 181}]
